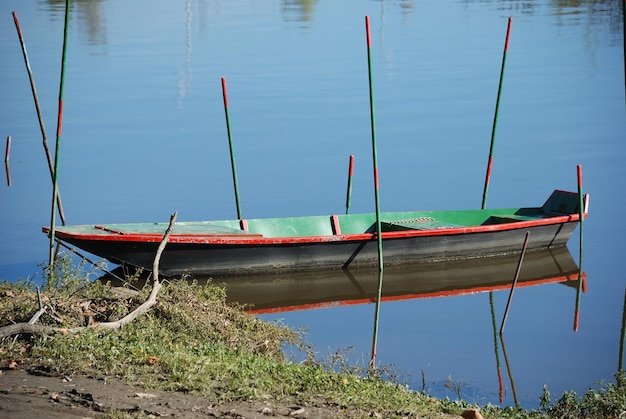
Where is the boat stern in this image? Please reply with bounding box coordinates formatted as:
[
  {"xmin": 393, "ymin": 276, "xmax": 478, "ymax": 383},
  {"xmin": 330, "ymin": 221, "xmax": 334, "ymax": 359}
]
[{"xmin": 542, "ymin": 190, "xmax": 589, "ymax": 218}]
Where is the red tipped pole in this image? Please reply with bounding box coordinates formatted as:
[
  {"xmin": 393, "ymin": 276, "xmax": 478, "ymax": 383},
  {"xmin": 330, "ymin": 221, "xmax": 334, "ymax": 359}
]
[
  {"xmin": 48, "ymin": 0, "xmax": 72, "ymax": 267},
  {"xmin": 221, "ymin": 77, "xmax": 243, "ymax": 224},
  {"xmin": 484, "ymin": 17, "xmax": 512, "ymax": 397},
  {"xmin": 365, "ymin": 16, "xmax": 385, "ymax": 366},
  {"xmin": 345, "ymin": 154, "xmax": 355, "ymax": 214},
  {"xmin": 574, "ymin": 164, "xmax": 585, "ymax": 331},
  {"xmin": 482, "ymin": 17, "xmax": 512, "ymax": 209}
]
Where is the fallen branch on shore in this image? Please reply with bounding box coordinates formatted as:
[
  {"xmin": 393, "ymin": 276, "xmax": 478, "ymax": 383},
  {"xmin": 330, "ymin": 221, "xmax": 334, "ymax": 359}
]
[{"xmin": 0, "ymin": 212, "xmax": 177, "ymax": 339}]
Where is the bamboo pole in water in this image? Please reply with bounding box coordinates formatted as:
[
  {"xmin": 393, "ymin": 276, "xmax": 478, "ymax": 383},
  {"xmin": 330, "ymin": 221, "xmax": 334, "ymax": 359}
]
[
  {"xmin": 13, "ymin": 11, "xmax": 66, "ymax": 226},
  {"xmin": 221, "ymin": 77, "xmax": 243, "ymax": 224},
  {"xmin": 482, "ymin": 17, "xmax": 512, "ymax": 210},
  {"xmin": 365, "ymin": 16, "xmax": 385, "ymax": 366},
  {"xmin": 484, "ymin": 17, "xmax": 512, "ymax": 398},
  {"xmin": 48, "ymin": 0, "xmax": 71, "ymax": 267},
  {"xmin": 345, "ymin": 154, "xmax": 355, "ymax": 214},
  {"xmin": 574, "ymin": 164, "xmax": 585, "ymax": 331}
]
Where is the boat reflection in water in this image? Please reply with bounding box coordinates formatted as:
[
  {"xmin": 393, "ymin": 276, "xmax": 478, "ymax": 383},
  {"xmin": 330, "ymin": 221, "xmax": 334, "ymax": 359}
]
[{"xmin": 205, "ymin": 246, "xmax": 582, "ymax": 314}]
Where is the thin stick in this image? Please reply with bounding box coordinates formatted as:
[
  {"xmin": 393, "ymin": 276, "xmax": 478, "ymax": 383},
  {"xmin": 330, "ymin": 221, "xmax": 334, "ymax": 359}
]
[
  {"xmin": 4, "ymin": 136, "xmax": 10, "ymax": 187},
  {"xmin": 4, "ymin": 136, "xmax": 10, "ymax": 164},
  {"xmin": 482, "ymin": 17, "xmax": 512, "ymax": 209},
  {"xmin": 365, "ymin": 16, "xmax": 385, "ymax": 366},
  {"xmin": 13, "ymin": 12, "xmax": 66, "ymax": 225},
  {"xmin": 500, "ymin": 230, "xmax": 530, "ymax": 334},
  {"xmin": 48, "ymin": 0, "xmax": 72, "ymax": 266},
  {"xmin": 617, "ymin": 289, "xmax": 626, "ymax": 372},
  {"xmin": 345, "ymin": 154, "xmax": 355, "ymax": 214},
  {"xmin": 221, "ymin": 77, "xmax": 243, "ymax": 223},
  {"xmin": 574, "ymin": 164, "xmax": 584, "ymax": 331}
]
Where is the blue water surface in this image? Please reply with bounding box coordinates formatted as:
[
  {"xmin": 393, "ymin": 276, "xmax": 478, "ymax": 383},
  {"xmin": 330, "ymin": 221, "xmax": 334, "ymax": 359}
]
[{"xmin": 1, "ymin": 0, "xmax": 624, "ymax": 409}]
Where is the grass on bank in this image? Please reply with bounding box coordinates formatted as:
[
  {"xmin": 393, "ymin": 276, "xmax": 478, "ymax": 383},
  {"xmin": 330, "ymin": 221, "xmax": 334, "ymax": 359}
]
[{"xmin": 1, "ymin": 254, "xmax": 625, "ymax": 418}]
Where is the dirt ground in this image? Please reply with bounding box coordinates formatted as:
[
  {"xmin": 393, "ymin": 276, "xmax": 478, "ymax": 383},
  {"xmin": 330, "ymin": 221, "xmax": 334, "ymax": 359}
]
[{"xmin": 0, "ymin": 368, "xmax": 464, "ymax": 418}]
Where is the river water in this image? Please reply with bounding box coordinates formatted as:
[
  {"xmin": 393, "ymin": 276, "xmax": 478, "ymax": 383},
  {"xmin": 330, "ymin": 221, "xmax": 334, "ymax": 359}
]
[{"xmin": 1, "ymin": 0, "xmax": 624, "ymax": 409}]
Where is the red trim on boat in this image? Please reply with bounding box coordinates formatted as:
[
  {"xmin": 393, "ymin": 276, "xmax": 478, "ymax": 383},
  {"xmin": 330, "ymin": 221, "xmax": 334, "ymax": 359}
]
[{"xmin": 48, "ymin": 214, "xmax": 579, "ymax": 246}]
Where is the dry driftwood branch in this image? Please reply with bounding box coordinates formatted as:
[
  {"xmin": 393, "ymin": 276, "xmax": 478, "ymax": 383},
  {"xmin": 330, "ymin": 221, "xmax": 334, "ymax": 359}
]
[
  {"xmin": 0, "ymin": 212, "xmax": 177, "ymax": 339},
  {"xmin": 96, "ymin": 211, "xmax": 176, "ymax": 329}
]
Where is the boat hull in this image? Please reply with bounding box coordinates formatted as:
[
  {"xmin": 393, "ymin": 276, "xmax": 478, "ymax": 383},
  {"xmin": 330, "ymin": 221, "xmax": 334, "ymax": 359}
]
[{"xmin": 62, "ymin": 219, "xmax": 579, "ymax": 276}]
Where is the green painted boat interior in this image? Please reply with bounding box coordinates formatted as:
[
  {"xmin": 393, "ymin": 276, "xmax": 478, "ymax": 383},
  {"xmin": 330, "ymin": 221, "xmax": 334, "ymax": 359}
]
[{"xmin": 56, "ymin": 207, "xmax": 540, "ymax": 238}]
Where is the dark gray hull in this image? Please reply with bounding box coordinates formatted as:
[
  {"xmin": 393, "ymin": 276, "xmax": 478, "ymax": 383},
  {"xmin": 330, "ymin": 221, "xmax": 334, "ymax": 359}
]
[{"xmin": 65, "ymin": 220, "xmax": 579, "ymax": 276}]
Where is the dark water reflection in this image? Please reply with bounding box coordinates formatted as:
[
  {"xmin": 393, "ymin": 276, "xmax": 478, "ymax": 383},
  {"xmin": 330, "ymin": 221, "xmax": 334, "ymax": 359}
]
[{"xmin": 217, "ymin": 247, "xmax": 581, "ymax": 314}]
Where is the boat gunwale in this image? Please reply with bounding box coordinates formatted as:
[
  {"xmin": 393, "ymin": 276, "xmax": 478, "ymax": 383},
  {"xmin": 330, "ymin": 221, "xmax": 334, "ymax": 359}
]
[{"xmin": 45, "ymin": 213, "xmax": 581, "ymax": 245}]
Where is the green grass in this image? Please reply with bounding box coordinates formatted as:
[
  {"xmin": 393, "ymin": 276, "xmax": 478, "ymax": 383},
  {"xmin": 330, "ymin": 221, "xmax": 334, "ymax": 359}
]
[{"xmin": 1, "ymin": 253, "xmax": 624, "ymax": 418}]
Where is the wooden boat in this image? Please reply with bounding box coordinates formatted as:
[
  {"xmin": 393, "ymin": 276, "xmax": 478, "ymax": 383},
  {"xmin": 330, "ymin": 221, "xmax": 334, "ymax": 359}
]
[{"xmin": 44, "ymin": 189, "xmax": 588, "ymax": 277}]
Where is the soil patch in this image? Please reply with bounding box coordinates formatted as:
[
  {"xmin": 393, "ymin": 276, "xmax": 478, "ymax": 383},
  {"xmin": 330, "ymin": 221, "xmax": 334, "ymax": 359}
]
[{"xmin": 0, "ymin": 368, "xmax": 462, "ymax": 418}]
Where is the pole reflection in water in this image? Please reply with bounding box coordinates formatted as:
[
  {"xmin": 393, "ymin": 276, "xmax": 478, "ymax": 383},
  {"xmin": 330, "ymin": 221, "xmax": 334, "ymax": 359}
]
[
  {"xmin": 490, "ymin": 292, "xmax": 504, "ymax": 402},
  {"xmin": 499, "ymin": 333, "xmax": 519, "ymax": 408}
]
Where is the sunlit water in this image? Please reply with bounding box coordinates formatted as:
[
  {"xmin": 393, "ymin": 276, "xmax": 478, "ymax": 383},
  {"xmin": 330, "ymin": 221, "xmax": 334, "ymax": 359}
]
[{"xmin": 1, "ymin": 0, "xmax": 624, "ymax": 409}]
